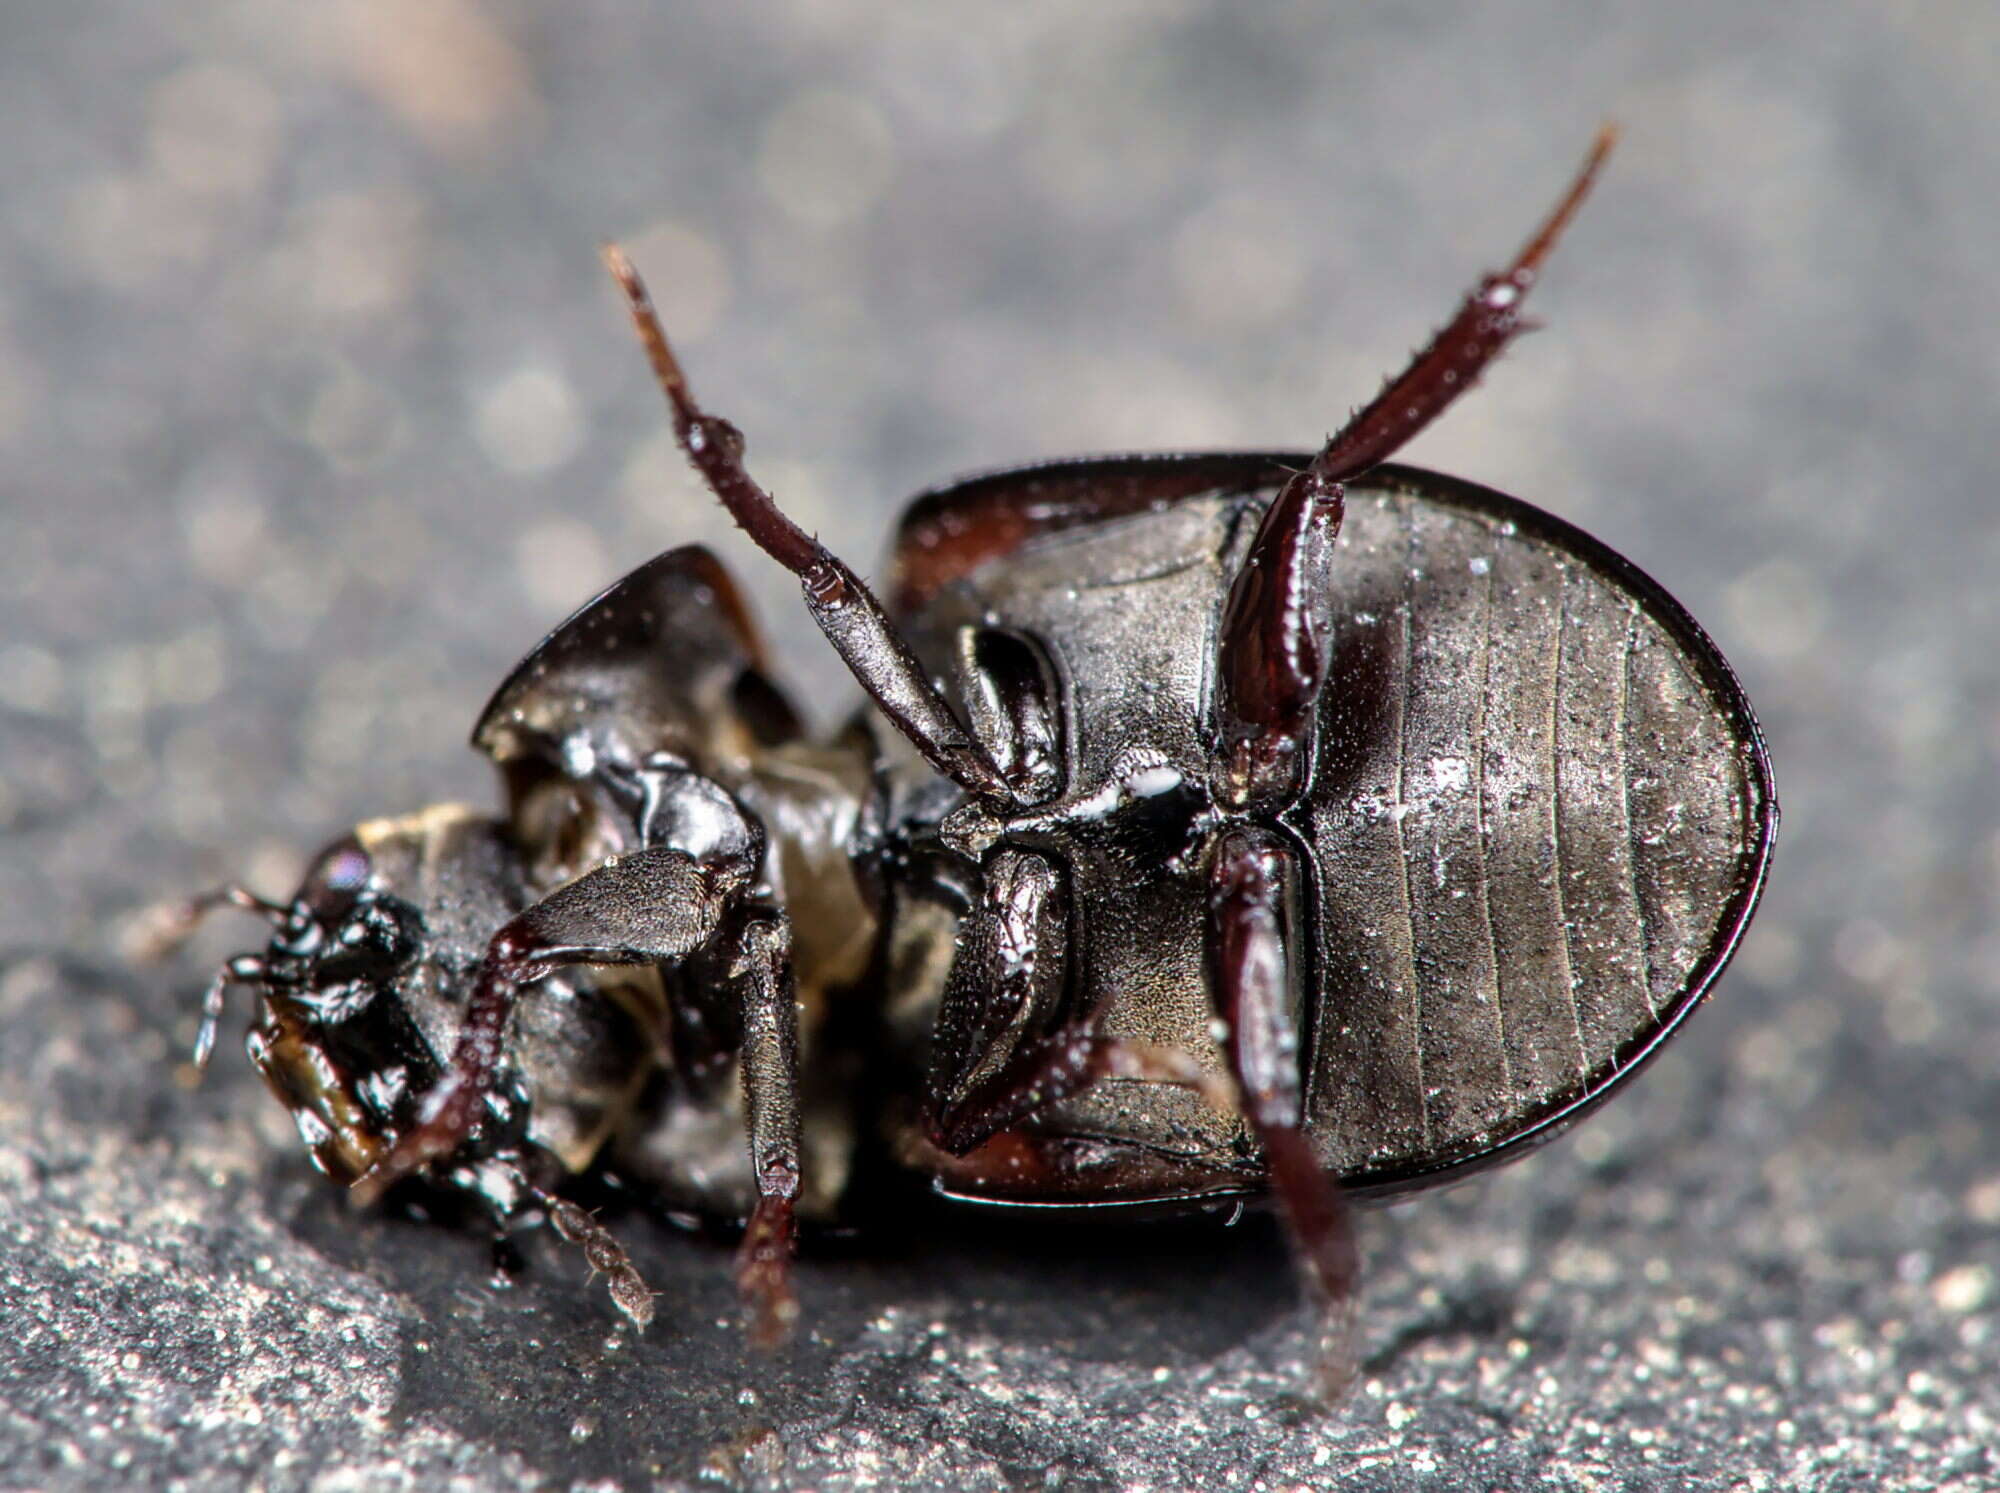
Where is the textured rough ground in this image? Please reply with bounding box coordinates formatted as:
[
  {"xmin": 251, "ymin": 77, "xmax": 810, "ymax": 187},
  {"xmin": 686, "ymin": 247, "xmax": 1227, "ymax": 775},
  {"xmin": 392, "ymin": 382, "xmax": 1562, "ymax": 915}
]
[{"xmin": 4, "ymin": 4, "xmax": 1999, "ymax": 1489}]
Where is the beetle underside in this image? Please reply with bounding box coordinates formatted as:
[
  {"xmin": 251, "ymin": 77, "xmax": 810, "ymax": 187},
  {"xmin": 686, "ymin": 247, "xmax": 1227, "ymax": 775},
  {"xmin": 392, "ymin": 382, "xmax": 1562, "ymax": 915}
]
[{"xmin": 157, "ymin": 126, "xmax": 1770, "ymax": 1398}]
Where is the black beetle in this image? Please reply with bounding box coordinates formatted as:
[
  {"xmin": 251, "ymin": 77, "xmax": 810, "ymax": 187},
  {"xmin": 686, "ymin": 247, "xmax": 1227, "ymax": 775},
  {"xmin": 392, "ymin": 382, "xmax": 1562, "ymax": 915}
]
[{"xmin": 157, "ymin": 128, "xmax": 1776, "ymax": 1389}]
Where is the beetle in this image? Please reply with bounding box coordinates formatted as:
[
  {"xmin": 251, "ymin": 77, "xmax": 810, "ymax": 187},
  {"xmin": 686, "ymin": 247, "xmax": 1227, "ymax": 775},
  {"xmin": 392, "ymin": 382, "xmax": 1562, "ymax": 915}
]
[{"xmin": 157, "ymin": 127, "xmax": 1776, "ymax": 1390}]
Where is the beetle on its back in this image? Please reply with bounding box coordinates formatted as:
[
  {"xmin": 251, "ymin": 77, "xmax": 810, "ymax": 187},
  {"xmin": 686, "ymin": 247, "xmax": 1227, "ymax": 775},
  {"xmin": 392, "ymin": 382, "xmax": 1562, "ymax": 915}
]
[{"xmin": 156, "ymin": 127, "xmax": 1775, "ymax": 1393}]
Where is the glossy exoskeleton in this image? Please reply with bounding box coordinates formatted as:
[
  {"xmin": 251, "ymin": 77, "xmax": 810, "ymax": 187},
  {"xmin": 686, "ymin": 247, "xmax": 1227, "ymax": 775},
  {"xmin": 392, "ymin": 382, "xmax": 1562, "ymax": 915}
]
[{"xmin": 162, "ymin": 130, "xmax": 1776, "ymax": 1388}]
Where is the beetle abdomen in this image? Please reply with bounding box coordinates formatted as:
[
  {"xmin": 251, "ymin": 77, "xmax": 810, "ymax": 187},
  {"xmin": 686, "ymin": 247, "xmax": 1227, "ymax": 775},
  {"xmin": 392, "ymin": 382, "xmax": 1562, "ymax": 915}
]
[
  {"xmin": 1302, "ymin": 470, "xmax": 1775, "ymax": 1190},
  {"xmin": 899, "ymin": 452, "xmax": 1773, "ymax": 1202}
]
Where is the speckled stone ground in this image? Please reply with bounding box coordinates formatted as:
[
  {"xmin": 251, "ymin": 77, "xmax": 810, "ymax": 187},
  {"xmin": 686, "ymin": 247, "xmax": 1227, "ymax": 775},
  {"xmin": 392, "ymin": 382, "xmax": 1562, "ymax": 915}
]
[{"xmin": 4, "ymin": 4, "xmax": 1999, "ymax": 1489}]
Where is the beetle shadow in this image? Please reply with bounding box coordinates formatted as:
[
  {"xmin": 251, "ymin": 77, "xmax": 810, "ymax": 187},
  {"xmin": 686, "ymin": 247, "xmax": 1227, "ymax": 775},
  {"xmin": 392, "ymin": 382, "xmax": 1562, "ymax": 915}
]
[
  {"xmin": 827, "ymin": 1194, "xmax": 1303, "ymax": 1369},
  {"xmin": 277, "ymin": 1174, "xmax": 1302, "ymax": 1482}
]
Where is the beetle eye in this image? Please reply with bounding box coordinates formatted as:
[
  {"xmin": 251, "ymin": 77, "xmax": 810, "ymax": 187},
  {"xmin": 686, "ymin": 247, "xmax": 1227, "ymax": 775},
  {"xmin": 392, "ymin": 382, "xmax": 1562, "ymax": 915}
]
[
  {"xmin": 298, "ymin": 837, "xmax": 373, "ymax": 921},
  {"xmin": 961, "ymin": 628, "xmax": 1064, "ymax": 802}
]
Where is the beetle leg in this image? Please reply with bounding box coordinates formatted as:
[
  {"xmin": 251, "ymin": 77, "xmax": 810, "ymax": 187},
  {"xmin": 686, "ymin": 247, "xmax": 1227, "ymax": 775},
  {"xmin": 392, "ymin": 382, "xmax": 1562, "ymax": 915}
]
[
  {"xmin": 925, "ymin": 848, "xmax": 1068, "ymax": 1114},
  {"xmin": 1215, "ymin": 468, "xmax": 1345, "ymax": 808},
  {"xmin": 1207, "ymin": 824, "xmax": 1359, "ymax": 1399},
  {"xmin": 1310, "ymin": 125, "xmax": 1614, "ymax": 488},
  {"xmin": 131, "ymin": 881, "xmax": 288, "ymax": 961},
  {"xmin": 351, "ymin": 846, "xmax": 745, "ymax": 1208},
  {"xmin": 929, "ymin": 1018, "xmax": 1230, "ymax": 1157},
  {"xmin": 602, "ymin": 245, "xmax": 1015, "ymax": 805},
  {"xmin": 1215, "ymin": 128, "xmax": 1613, "ymax": 810},
  {"xmin": 536, "ymin": 1189, "xmax": 657, "ymax": 1330},
  {"xmin": 924, "ymin": 846, "xmax": 1232, "ymax": 1154},
  {"xmin": 194, "ymin": 953, "xmax": 272, "ymax": 1069},
  {"xmin": 728, "ymin": 911, "xmax": 805, "ymax": 1348}
]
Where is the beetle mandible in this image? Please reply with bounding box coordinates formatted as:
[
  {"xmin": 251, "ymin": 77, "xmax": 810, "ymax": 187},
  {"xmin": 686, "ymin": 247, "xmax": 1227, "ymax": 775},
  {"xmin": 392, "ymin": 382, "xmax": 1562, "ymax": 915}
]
[{"xmin": 157, "ymin": 127, "xmax": 1776, "ymax": 1391}]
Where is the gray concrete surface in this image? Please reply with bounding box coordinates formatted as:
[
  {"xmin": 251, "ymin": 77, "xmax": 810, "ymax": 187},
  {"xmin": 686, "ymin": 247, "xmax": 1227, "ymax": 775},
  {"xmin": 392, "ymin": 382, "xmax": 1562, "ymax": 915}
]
[{"xmin": 3, "ymin": 3, "xmax": 1998, "ymax": 1489}]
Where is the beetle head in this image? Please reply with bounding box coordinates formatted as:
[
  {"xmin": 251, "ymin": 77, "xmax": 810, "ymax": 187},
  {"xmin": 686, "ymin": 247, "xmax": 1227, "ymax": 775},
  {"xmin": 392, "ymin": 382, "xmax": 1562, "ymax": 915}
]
[{"xmin": 217, "ymin": 808, "xmax": 530, "ymax": 1191}]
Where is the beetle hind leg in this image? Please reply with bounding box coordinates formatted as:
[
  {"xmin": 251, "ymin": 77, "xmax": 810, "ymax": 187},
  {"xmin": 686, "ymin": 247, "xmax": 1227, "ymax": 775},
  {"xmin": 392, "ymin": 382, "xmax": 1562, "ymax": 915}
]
[
  {"xmin": 1214, "ymin": 129, "xmax": 1614, "ymax": 813},
  {"xmin": 1306, "ymin": 125, "xmax": 1614, "ymax": 489},
  {"xmin": 928, "ymin": 1018, "xmax": 1228, "ymax": 1158},
  {"xmin": 923, "ymin": 847, "xmax": 1228, "ymax": 1157},
  {"xmin": 1215, "ymin": 465, "xmax": 1346, "ymax": 808},
  {"xmin": 1207, "ymin": 825, "xmax": 1360, "ymax": 1399}
]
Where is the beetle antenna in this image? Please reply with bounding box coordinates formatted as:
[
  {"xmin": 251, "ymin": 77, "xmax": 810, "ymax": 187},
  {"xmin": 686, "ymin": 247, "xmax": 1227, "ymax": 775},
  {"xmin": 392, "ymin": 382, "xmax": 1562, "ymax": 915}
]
[
  {"xmin": 603, "ymin": 244, "xmax": 1018, "ymax": 804},
  {"xmin": 193, "ymin": 953, "xmax": 270, "ymax": 1069},
  {"xmin": 128, "ymin": 882, "xmax": 288, "ymax": 963}
]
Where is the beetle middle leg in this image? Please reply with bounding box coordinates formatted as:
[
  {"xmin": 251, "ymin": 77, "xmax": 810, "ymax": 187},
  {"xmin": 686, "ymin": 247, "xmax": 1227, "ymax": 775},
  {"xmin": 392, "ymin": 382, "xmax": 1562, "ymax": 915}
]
[{"xmin": 601, "ymin": 244, "xmax": 1016, "ymax": 805}]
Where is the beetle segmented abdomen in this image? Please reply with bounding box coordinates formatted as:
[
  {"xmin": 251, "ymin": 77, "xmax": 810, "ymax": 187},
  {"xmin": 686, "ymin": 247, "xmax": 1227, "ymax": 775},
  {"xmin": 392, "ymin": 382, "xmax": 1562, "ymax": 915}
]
[{"xmin": 1302, "ymin": 476, "xmax": 1774, "ymax": 1187}]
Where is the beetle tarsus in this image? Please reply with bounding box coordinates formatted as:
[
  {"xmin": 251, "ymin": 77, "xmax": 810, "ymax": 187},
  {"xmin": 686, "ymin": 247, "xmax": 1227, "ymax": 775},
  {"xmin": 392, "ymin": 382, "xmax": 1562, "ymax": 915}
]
[
  {"xmin": 1261, "ymin": 1126, "xmax": 1361, "ymax": 1400},
  {"xmin": 541, "ymin": 1192, "xmax": 656, "ymax": 1330},
  {"xmin": 735, "ymin": 1192, "xmax": 800, "ymax": 1349},
  {"xmin": 1303, "ymin": 126, "xmax": 1614, "ymax": 489}
]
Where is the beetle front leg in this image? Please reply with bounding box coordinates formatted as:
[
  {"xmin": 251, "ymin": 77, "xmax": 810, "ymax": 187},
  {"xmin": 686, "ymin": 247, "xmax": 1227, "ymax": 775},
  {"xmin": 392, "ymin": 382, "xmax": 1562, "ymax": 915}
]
[
  {"xmin": 728, "ymin": 912, "xmax": 805, "ymax": 1348},
  {"xmin": 351, "ymin": 845, "xmax": 744, "ymax": 1207},
  {"xmin": 1207, "ymin": 824, "xmax": 1359, "ymax": 1399}
]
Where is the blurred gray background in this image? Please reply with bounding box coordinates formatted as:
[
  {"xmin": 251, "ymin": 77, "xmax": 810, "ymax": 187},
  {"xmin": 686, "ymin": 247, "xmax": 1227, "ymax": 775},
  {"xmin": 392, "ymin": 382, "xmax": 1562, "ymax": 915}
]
[{"xmin": 3, "ymin": 3, "xmax": 1997, "ymax": 1489}]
